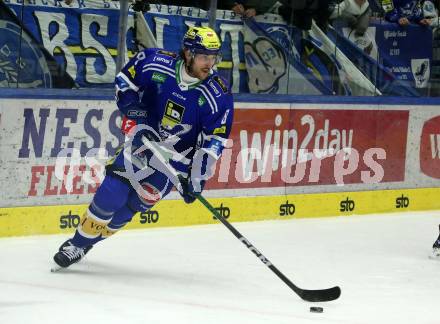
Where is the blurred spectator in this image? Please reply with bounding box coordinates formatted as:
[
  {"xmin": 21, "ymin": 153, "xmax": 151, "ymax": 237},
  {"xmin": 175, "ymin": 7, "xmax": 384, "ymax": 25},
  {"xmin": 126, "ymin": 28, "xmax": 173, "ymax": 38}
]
[
  {"xmin": 230, "ymin": 1, "xmax": 257, "ymax": 17},
  {"xmin": 149, "ymin": 1, "xmax": 210, "ymax": 10},
  {"xmin": 150, "ymin": 0, "xmax": 261, "ymax": 15},
  {"xmin": 367, "ymin": 0, "xmax": 387, "ymax": 15},
  {"xmin": 219, "ymin": 0, "xmax": 335, "ymax": 27},
  {"xmin": 385, "ymin": 0, "xmax": 432, "ymax": 26},
  {"xmin": 217, "ymin": 1, "xmax": 277, "ymax": 17},
  {"xmin": 421, "ymin": 0, "xmax": 440, "ymax": 26},
  {"xmin": 330, "ymin": 0, "xmax": 372, "ymax": 36},
  {"xmin": 277, "ymin": 0, "xmax": 335, "ymax": 31}
]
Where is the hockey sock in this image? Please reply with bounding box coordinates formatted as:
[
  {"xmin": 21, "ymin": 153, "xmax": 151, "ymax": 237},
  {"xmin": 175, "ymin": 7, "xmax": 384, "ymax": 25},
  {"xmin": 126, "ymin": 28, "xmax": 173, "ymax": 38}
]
[
  {"xmin": 71, "ymin": 176, "xmax": 131, "ymax": 247},
  {"xmin": 86, "ymin": 205, "xmax": 136, "ymax": 244},
  {"xmin": 71, "ymin": 204, "xmax": 113, "ymax": 248}
]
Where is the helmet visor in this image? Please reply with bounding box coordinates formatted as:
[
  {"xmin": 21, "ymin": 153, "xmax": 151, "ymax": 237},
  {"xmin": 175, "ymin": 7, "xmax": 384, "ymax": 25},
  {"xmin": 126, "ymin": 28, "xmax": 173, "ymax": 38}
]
[{"xmin": 193, "ymin": 52, "xmax": 222, "ymax": 65}]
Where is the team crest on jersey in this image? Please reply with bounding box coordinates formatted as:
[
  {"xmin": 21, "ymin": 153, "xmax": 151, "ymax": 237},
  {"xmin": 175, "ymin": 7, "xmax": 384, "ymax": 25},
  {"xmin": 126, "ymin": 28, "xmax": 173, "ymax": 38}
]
[
  {"xmin": 198, "ymin": 95, "xmax": 206, "ymax": 106},
  {"xmin": 157, "ymin": 50, "xmax": 177, "ymax": 58},
  {"xmin": 161, "ymin": 100, "xmax": 185, "ymax": 130},
  {"xmin": 212, "ymin": 75, "xmax": 228, "ymax": 93}
]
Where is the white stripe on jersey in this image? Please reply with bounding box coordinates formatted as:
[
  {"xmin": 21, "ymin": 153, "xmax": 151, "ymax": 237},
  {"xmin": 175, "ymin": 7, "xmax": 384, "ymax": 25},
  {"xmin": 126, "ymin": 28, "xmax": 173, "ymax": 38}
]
[
  {"xmin": 198, "ymin": 91, "xmax": 214, "ymax": 114},
  {"xmin": 142, "ymin": 67, "xmax": 176, "ymax": 79},
  {"xmin": 197, "ymin": 85, "xmax": 218, "ymax": 114},
  {"xmin": 199, "ymin": 84, "xmax": 218, "ymax": 113},
  {"xmin": 117, "ymin": 72, "xmax": 139, "ymax": 92},
  {"xmin": 142, "ymin": 63, "xmax": 175, "ymax": 75}
]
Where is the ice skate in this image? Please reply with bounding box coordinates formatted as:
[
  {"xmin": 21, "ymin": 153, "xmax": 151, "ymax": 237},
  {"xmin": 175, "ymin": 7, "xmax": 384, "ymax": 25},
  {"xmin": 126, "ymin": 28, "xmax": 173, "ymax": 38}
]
[
  {"xmin": 432, "ymin": 240, "xmax": 440, "ymax": 259},
  {"xmin": 430, "ymin": 225, "xmax": 440, "ymax": 260},
  {"xmin": 51, "ymin": 239, "xmax": 93, "ymax": 271}
]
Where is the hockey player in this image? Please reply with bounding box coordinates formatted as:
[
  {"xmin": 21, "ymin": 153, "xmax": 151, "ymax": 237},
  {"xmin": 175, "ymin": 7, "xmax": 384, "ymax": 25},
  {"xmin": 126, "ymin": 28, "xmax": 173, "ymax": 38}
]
[
  {"xmin": 53, "ymin": 26, "xmax": 234, "ymax": 269},
  {"xmin": 433, "ymin": 225, "xmax": 440, "ymax": 258}
]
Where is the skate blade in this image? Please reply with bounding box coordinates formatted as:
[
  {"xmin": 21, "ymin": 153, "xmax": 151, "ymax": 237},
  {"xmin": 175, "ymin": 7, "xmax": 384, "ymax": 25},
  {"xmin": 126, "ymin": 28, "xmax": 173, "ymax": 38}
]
[
  {"xmin": 50, "ymin": 264, "xmax": 64, "ymax": 272},
  {"xmin": 428, "ymin": 250, "xmax": 440, "ymax": 260}
]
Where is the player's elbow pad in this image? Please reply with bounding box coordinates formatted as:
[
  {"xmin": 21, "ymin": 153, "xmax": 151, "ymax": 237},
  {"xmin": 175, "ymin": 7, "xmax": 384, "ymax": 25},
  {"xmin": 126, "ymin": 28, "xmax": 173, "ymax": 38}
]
[
  {"xmin": 116, "ymin": 93, "xmax": 147, "ymax": 120},
  {"xmin": 119, "ymin": 103, "xmax": 148, "ymax": 120}
]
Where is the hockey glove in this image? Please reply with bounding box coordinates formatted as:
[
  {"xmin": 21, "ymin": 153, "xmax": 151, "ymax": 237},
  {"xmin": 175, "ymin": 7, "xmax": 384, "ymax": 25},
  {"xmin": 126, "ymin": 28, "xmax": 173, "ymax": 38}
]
[{"xmin": 179, "ymin": 175, "xmax": 205, "ymax": 204}]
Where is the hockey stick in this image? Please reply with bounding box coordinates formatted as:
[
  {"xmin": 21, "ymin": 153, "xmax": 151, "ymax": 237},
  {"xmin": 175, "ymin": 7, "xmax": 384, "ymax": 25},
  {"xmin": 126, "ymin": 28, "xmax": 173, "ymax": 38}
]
[
  {"xmin": 141, "ymin": 136, "xmax": 341, "ymax": 302},
  {"xmin": 192, "ymin": 191, "xmax": 341, "ymax": 302}
]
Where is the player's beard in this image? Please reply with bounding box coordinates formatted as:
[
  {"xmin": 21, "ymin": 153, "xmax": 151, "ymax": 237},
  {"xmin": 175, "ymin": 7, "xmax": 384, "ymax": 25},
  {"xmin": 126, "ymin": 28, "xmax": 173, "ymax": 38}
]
[{"xmin": 186, "ymin": 59, "xmax": 211, "ymax": 81}]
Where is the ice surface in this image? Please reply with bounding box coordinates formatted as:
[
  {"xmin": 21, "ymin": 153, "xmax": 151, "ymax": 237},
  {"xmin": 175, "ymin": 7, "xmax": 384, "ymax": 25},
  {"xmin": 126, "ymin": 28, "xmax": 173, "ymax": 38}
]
[{"xmin": 0, "ymin": 211, "xmax": 439, "ymax": 324}]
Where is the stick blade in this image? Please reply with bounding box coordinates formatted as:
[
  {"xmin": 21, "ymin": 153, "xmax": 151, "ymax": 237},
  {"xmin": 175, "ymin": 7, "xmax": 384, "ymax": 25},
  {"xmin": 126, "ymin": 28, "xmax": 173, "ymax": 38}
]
[{"xmin": 299, "ymin": 286, "xmax": 341, "ymax": 302}]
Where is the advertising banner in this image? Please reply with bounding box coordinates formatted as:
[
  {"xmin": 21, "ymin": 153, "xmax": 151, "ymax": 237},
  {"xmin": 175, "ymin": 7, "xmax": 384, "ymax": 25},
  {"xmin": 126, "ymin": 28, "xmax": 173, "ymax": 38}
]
[
  {"xmin": 216, "ymin": 108, "xmax": 408, "ymax": 190},
  {"xmin": 0, "ymin": 99, "xmax": 123, "ymax": 207},
  {"xmin": 3, "ymin": 98, "xmax": 436, "ymax": 208},
  {"xmin": 419, "ymin": 115, "xmax": 440, "ymax": 179},
  {"xmin": 2, "ymin": 96, "xmax": 440, "ymax": 237},
  {"xmin": 3, "ymin": 1, "xmax": 427, "ymax": 95},
  {"xmin": 0, "ymin": 1, "xmax": 75, "ymax": 88},
  {"xmin": 4, "ymin": 1, "xmax": 247, "ymax": 91},
  {"xmin": 374, "ymin": 22, "xmax": 432, "ymax": 89}
]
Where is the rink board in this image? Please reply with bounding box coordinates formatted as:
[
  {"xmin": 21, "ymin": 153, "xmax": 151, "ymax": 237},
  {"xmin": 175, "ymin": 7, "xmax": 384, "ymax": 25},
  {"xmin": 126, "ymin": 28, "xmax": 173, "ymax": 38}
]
[
  {"xmin": 2, "ymin": 97, "xmax": 440, "ymax": 208},
  {"xmin": 0, "ymin": 187, "xmax": 439, "ymax": 237},
  {"xmin": 1, "ymin": 94, "xmax": 440, "ymax": 237}
]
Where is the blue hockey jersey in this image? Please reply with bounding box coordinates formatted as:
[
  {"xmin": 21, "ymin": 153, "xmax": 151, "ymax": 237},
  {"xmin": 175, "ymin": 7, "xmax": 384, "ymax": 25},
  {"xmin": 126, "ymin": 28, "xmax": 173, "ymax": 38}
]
[
  {"xmin": 385, "ymin": 0, "xmax": 424, "ymax": 23},
  {"xmin": 114, "ymin": 48, "xmax": 234, "ymax": 176}
]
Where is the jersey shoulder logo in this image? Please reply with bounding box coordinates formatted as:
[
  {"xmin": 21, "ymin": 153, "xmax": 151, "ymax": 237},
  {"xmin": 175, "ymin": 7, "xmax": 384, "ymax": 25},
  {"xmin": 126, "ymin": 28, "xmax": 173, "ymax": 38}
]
[{"xmin": 212, "ymin": 75, "xmax": 228, "ymax": 93}]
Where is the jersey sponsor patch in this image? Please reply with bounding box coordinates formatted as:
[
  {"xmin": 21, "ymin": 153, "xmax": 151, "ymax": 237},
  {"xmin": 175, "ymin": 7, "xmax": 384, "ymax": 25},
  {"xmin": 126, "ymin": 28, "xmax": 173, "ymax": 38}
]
[
  {"xmin": 213, "ymin": 126, "xmax": 226, "ymax": 135},
  {"xmin": 208, "ymin": 80, "xmax": 221, "ymax": 97},
  {"xmin": 162, "ymin": 100, "xmax": 185, "ymax": 130},
  {"xmin": 157, "ymin": 50, "xmax": 177, "ymax": 58},
  {"xmin": 213, "ymin": 75, "xmax": 228, "ymax": 93},
  {"xmin": 152, "ymin": 72, "xmax": 167, "ymax": 83},
  {"xmin": 154, "ymin": 56, "xmax": 171, "ymax": 65}
]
